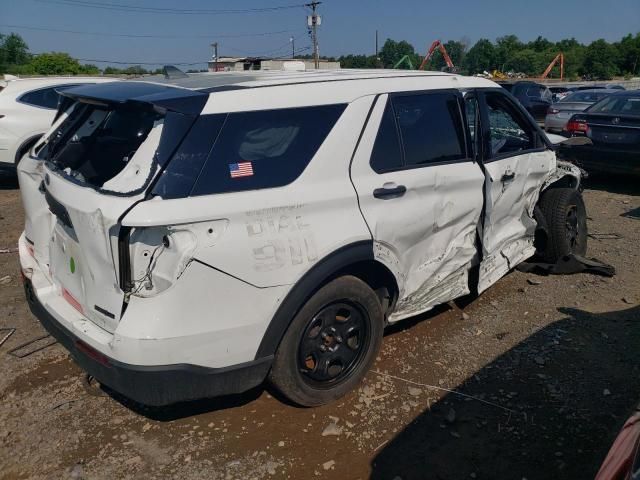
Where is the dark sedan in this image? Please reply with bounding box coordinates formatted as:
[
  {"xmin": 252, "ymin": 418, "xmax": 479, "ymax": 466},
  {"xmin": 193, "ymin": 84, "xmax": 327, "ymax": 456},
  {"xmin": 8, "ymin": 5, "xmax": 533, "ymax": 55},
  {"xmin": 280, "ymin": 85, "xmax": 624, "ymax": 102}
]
[
  {"xmin": 498, "ymin": 81, "xmax": 552, "ymax": 123},
  {"xmin": 563, "ymin": 91, "xmax": 640, "ymax": 176}
]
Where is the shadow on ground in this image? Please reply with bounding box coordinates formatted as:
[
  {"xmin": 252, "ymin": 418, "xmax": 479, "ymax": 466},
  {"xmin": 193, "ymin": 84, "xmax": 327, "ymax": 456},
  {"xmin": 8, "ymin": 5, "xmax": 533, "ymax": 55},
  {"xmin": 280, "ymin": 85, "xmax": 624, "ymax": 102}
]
[{"xmin": 371, "ymin": 305, "xmax": 640, "ymax": 480}]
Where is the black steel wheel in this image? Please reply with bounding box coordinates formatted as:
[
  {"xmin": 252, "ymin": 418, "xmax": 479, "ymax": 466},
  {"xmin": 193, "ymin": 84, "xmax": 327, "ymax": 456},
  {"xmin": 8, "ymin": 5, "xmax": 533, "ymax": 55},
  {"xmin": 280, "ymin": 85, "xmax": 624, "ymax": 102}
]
[
  {"xmin": 269, "ymin": 276, "xmax": 384, "ymax": 407},
  {"xmin": 298, "ymin": 301, "xmax": 370, "ymax": 388},
  {"xmin": 538, "ymin": 187, "xmax": 588, "ymax": 263}
]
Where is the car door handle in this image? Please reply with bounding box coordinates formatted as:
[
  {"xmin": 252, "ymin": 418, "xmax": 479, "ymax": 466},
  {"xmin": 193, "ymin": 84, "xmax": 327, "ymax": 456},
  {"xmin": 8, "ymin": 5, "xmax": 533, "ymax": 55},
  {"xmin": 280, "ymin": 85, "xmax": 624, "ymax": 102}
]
[
  {"xmin": 501, "ymin": 172, "xmax": 515, "ymax": 182},
  {"xmin": 373, "ymin": 185, "xmax": 407, "ymax": 199}
]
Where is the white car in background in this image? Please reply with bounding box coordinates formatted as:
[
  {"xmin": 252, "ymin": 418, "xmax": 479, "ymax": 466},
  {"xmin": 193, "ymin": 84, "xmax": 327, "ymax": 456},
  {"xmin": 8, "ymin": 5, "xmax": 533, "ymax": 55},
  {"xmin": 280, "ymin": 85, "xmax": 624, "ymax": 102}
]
[{"xmin": 0, "ymin": 76, "xmax": 114, "ymax": 175}]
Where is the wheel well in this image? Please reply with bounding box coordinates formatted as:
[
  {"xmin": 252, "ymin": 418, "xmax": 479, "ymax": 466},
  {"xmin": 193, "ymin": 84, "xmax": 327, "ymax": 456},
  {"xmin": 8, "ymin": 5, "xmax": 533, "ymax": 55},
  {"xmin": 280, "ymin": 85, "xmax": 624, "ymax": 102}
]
[
  {"xmin": 543, "ymin": 173, "xmax": 579, "ymax": 192},
  {"xmin": 15, "ymin": 135, "xmax": 42, "ymax": 164},
  {"xmin": 333, "ymin": 260, "xmax": 399, "ymax": 319}
]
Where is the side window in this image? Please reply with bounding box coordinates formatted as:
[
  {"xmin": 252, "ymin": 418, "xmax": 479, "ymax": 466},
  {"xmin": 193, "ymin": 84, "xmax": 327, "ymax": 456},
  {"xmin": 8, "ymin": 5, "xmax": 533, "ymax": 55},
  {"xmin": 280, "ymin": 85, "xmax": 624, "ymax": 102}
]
[
  {"xmin": 485, "ymin": 93, "xmax": 535, "ymax": 158},
  {"xmin": 19, "ymin": 87, "xmax": 63, "ymax": 109},
  {"xmin": 392, "ymin": 92, "xmax": 466, "ymax": 166},
  {"xmin": 370, "ymin": 101, "xmax": 403, "ymax": 172},
  {"xmin": 526, "ymin": 85, "xmax": 542, "ymax": 98},
  {"xmin": 190, "ymin": 104, "xmax": 346, "ymax": 196}
]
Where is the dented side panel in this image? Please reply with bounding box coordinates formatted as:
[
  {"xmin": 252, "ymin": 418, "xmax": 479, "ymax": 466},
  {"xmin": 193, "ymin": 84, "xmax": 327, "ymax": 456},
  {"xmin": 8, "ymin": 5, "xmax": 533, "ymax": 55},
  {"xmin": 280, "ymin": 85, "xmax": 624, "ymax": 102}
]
[
  {"xmin": 349, "ymin": 95, "xmax": 486, "ymax": 321},
  {"xmin": 478, "ymin": 149, "xmax": 556, "ymax": 293}
]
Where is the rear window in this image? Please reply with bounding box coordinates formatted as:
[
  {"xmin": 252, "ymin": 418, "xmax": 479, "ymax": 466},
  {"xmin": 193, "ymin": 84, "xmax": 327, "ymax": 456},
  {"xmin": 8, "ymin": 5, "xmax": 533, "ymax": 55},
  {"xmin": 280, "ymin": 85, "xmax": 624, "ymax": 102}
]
[
  {"xmin": 19, "ymin": 86, "xmax": 62, "ymax": 109},
  {"xmin": 562, "ymin": 91, "xmax": 609, "ymax": 103},
  {"xmin": 173, "ymin": 104, "xmax": 345, "ymax": 197},
  {"xmin": 588, "ymin": 95, "xmax": 640, "ymax": 114}
]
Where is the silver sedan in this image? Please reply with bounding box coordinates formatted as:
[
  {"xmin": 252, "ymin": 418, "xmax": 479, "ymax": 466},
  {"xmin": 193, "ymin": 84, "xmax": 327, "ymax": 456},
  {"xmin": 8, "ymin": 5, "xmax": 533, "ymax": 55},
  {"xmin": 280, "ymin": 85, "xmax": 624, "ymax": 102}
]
[{"xmin": 544, "ymin": 89, "xmax": 618, "ymax": 134}]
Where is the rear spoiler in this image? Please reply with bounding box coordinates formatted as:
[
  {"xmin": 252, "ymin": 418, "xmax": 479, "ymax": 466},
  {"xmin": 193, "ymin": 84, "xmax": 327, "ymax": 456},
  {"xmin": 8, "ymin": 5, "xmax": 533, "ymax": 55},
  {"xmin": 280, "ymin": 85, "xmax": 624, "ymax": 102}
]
[{"xmin": 55, "ymin": 81, "xmax": 208, "ymax": 120}]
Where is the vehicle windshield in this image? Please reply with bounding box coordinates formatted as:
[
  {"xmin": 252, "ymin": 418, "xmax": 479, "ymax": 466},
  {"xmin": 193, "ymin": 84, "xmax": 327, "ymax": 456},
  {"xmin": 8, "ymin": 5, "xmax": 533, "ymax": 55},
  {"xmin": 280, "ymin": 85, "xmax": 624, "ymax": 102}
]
[
  {"xmin": 587, "ymin": 95, "xmax": 640, "ymax": 114},
  {"xmin": 37, "ymin": 100, "xmax": 163, "ymax": 192},
  {"xmin": 561, "ymin": 91, "xmax": 610, "ymax": 103}
]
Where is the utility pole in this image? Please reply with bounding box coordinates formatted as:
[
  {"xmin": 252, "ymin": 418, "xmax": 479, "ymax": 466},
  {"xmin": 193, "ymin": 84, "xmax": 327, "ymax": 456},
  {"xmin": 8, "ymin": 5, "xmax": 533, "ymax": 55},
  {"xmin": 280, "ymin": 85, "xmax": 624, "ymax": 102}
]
[
  {"xmin": 211, "ymin": 42, "xmax": 218, "ymax": 72},
  {"xmin": 306, "ymin": 1, "xmax": 321, "ymax": 69},
  {"xmin": 290, "ymin": 36, "xmax": 295, "ymax": 59},
  {"xmin": 375, "ymin": 30, "xmax": 380, "ymax": 68}
]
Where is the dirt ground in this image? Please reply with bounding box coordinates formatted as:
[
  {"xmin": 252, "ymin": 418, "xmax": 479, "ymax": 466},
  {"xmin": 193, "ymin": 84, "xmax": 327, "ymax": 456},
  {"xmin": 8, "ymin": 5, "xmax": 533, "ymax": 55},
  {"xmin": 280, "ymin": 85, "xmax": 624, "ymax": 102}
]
[{"xmin": 0, "ymin": 174, "xmax": 638, "ymax": 480}]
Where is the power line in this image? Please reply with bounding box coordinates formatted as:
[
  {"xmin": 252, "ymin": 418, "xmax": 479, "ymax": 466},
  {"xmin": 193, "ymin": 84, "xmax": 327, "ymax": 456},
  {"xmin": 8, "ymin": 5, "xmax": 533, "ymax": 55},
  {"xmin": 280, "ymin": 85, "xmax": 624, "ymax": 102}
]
[
  {"xmin": 31, "ymin": 46, "xmax": 312, "ymax": 67},
  {"xmin": 225, "ymin": 40, "xmax": 300, "ymax": 57},
  {"xmin": 0, "ymin": 23, "xmax": 298, "ymax": 40},
  {"xmin": 34, "ymin": 0, "xmax": 308, "ymax": 15}
]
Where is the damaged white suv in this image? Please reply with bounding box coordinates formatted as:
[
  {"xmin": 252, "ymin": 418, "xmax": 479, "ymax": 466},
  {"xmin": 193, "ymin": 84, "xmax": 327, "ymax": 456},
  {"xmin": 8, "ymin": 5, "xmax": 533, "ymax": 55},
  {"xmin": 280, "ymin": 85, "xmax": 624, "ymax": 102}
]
[{"xmin": 18, "ymin": 70, "xmax": 587, "ymax": 407}]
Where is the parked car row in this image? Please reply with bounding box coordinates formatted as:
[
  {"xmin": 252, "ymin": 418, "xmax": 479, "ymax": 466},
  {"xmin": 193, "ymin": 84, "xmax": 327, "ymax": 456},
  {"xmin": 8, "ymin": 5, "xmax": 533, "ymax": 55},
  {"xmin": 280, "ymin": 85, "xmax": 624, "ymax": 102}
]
[
  {"xmin": 498, "ymin": 80, "xmax": 638, "ymax": 177},
  {"xmin": 544, "ymin": 89, "xmax": 619, "ymax": 134}
]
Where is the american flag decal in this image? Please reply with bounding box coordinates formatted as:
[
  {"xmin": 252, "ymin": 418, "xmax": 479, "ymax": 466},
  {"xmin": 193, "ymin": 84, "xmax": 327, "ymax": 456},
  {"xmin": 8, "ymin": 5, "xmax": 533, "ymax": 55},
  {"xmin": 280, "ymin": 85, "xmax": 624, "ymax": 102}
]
[{"xmin": 229, "ymin": 162, "xmax": 254, "ymax": 178}]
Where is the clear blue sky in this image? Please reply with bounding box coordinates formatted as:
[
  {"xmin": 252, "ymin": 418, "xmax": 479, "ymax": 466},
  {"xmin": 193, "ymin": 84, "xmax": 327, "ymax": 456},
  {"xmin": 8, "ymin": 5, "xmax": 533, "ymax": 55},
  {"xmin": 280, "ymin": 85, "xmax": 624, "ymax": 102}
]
[{"xmin": 0, "ymin": 0, "xmax": 638, "ymax": 69}]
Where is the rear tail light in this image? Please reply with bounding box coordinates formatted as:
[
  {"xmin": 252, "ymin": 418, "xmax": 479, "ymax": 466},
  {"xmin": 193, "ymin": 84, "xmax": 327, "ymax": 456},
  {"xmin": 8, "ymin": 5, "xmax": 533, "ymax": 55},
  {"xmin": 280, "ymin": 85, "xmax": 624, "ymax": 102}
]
[
  {"xmin": 62, "ymin": 287, "xmax": 84, "ymax": 314},
  {"xmin": 548, "ymin": 107, "xmax": 560, "ymax": 114},
  {"xmin": 566, "ymin": 118, "xmax": 589, "ymax": 134}
]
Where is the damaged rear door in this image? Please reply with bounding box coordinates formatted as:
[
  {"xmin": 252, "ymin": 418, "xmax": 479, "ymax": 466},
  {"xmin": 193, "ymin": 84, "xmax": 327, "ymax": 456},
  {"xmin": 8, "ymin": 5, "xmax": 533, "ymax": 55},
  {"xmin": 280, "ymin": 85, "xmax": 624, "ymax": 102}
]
[
  {"xmin": 351, "ymin": 91, "xmax": 485, "ymax": 321},
  {"xmin": 18, "ymin": 82, "xmax": 207, "ymax": 331},
  {"xmin": 472, "ymin": 89, "xmax": 555, "ymax": 293}
]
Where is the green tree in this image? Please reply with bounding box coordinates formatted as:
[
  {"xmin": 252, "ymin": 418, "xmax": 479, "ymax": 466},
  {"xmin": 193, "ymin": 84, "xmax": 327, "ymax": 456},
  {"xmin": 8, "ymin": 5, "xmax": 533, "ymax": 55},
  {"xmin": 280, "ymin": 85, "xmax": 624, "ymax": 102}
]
[
  {"xmin": 2, "ymin": 33, "xmax": 30, "ymax": 65},
  {"xmin": 582, "ymin": 39, "xmax": 619, "ymax": 79},
  {"xmin": 337, "ymin": 54, "xmax": 378, "ymax": 69},
  {"xmin": 0, "ymin": 33, "xmax": 31, "ymax": 72},
  {"xmin": 379, "ymin": 39, "xmax": 419, "ymax": 69},
  {"xmin": 495, "ymin": 35, "xmax": 523, "ymax": 71},
  {"xmin": 28, "ymin": 52, "xmax": 86, "ymax": 75},
  {"xmin": 528, "ymin": 35, "xmax": 554, "ymax": 52},
  {"xmin": 617, "ymin": 33, "xmax": 640, "ymax": 75},
  {"xmin": 463, "ymin": 39, "xmax": 496, "ymax": 74}
]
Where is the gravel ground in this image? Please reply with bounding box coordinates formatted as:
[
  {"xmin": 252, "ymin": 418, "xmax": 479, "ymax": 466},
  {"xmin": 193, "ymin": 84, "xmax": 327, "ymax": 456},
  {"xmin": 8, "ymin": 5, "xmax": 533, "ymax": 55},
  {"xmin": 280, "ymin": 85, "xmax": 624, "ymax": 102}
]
[{"xmin": 0, "ymin": 175, "xmax": 638, "ymax": 480}]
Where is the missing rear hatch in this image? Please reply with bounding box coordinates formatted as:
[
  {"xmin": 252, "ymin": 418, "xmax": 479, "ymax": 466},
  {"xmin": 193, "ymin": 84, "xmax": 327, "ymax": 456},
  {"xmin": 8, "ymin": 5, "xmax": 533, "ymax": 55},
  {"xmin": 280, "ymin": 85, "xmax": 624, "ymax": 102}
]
[{"xmin": 37, "ymin": 101, "xmax": 164, "ymax": 194}]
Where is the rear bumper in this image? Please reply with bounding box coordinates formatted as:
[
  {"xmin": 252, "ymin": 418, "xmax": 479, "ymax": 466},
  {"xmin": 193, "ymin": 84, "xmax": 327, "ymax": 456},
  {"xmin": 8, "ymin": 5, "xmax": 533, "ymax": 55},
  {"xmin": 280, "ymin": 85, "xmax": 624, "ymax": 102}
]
[{"xmin": 24, "ymin": 278, "xmax": 272, "ymax": 406}]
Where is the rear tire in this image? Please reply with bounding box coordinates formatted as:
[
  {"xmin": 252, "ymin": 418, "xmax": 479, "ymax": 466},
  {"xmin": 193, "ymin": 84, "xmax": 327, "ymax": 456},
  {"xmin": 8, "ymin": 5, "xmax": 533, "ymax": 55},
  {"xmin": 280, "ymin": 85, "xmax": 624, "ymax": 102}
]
[
  {"xmin": 538, "ymin": 188, "xmax": 588, "ymax": 263},
  {"xmin": 269, "ymin": 276, "xmax": 384, "ymax": 407}
]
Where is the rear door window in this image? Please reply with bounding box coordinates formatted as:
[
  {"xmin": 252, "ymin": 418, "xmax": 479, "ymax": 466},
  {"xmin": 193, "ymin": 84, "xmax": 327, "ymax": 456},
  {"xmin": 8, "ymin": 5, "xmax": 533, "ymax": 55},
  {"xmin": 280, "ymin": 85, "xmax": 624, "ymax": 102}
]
[
  {"xmin": 189, "ymin": 104, "xmax": 345, "ymax": 196},
  {"xmin": 369, "ymin": 101, "xmax": 403, "ymax": 172},
  {"xmin": 392, "ymin": 92, "xmax": 466, "ymax": 167}
]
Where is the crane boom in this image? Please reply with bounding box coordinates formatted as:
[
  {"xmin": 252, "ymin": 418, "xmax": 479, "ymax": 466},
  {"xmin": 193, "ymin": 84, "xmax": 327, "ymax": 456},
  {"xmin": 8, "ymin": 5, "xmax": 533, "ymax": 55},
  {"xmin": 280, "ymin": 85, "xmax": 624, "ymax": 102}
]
[
  {"xmin": 541, "ymin": 52, "xmax": 564, "ymax": 80},
  {"xmin": 419, "ymin": 40, "xmax": 455, "ymax": 71}
]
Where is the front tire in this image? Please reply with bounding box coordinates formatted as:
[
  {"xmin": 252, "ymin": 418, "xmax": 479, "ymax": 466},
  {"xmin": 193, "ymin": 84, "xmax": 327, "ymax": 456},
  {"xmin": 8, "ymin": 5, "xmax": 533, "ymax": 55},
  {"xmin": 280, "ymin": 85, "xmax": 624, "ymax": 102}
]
[
  {"xmin": 538, "ymin": 187, "xmax": 588, "ymax": 263},
  {"xmin": 269, "ymin": 276, "xmax": 384, "ymax": 407}
]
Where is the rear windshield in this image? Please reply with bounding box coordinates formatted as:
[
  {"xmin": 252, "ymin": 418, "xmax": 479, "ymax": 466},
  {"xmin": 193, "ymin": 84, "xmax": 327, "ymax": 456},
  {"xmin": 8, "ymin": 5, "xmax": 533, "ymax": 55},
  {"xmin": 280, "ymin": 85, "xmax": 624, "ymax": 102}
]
[
  {"xmin": 587, "ymin": 95, "xmax": 640, "ymax": 114},
  {"xmin": 38, "ymin": 101, "xmax": 163, "ymax": 191},
  {"xmin": 562, "ymin": 91, "xmax": 610, "ymax": 103}
]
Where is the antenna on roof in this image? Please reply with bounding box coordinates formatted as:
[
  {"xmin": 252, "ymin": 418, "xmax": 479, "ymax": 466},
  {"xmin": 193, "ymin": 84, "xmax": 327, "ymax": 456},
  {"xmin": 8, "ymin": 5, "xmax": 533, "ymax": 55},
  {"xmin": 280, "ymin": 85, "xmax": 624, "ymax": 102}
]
[{"xmin": 163, "ymin": 65, "xmax": 189, "ymax": 79}]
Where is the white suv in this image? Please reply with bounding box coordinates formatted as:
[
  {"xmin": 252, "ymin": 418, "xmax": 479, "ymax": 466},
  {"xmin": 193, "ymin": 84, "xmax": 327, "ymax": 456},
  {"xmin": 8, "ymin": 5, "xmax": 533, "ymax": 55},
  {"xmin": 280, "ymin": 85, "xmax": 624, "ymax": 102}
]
[
  {"xmin": 17, "ymin": 71, "xmax": 587, "ymax": 407},
  {"xmin": 0, "ymin": 76, "xmax": 114, "ymax": 175}
]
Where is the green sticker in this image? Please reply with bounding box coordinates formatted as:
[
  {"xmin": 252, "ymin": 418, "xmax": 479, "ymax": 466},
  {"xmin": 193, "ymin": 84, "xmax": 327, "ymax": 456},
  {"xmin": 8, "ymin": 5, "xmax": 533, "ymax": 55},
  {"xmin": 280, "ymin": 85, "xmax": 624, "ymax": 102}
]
[{"xmin": 70, "ymin": 257, "xmax": 76, "ymax": 274}]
